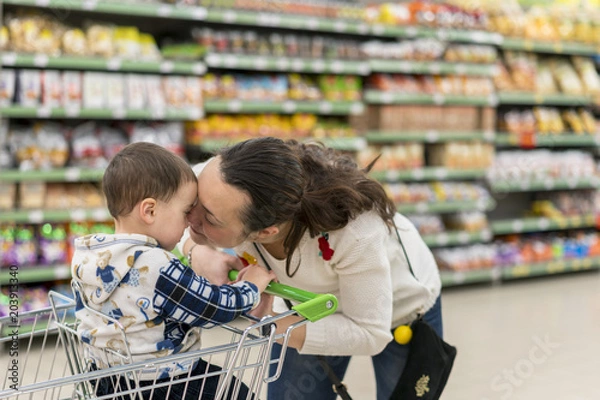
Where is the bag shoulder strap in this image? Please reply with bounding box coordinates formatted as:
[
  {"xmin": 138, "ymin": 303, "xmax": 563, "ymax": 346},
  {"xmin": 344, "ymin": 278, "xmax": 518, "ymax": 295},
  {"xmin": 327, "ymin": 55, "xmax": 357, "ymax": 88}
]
[{"xmin": 252, "ymin": 242, "xmax": 353, "ymax": 400}]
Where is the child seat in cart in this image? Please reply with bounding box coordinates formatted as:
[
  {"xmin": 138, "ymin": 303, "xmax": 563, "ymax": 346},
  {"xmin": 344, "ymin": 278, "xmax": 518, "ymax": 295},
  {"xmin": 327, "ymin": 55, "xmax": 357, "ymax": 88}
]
[{"xmin": 0, "ymin": 272, "xmax": 337, "ymax": 400}]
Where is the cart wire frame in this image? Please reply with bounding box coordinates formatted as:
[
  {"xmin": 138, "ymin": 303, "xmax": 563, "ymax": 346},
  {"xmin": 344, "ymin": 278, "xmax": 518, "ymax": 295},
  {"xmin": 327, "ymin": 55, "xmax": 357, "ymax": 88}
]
[{"xmin": 1, "ymin": 277, "xmax": 337, "ymax": 400}]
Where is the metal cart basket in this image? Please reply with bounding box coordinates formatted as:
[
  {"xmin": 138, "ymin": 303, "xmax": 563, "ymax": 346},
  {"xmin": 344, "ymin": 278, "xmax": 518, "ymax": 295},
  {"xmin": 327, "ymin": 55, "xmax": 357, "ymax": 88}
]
[{"xmin": 0, "ymin": 272, "xmax": 337, "ymax": 400}]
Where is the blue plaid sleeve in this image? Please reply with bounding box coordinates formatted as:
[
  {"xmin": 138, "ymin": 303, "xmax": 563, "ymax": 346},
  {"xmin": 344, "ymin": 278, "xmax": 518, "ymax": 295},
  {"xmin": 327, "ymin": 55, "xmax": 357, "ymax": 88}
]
[{"xmin": 153, "ymin": 258, "xmax": 259, "ymax": 328}]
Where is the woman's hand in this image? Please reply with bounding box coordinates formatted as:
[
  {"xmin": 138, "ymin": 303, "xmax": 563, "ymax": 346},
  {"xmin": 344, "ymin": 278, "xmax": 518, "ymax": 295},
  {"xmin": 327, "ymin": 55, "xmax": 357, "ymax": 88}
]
[{"xmin": 190, "ymin": 245, "xmax": 244, "ymax": 285}]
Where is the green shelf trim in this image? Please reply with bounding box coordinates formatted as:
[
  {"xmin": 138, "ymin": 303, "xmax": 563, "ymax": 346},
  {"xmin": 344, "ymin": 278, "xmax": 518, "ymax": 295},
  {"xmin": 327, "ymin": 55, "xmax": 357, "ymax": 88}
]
[
  {"xmin": 490, "ymin": 215, "xmax": 597, "ymax": 235},
  {"xmin": 497, "ymin": 92, "xmax": 593, "ymax": 106},
  {"xmin": 1, "ymin": 53, "xmax": 206, "ymax": 75},
  {"xmin": 198, "ymin": 136, "xmax": 367, "ymax": 153},
  {"xmin": 489, "ymin": 177, "xmax": 600, "ymax": 192},
  {"xmin": 364, "ymin": 91, "xmax": 495, "ymax": 106},
  {"xmin": 203, "ymin": 100, "xmax": 365, "ymax": 115},
  {"xmin": 500, "ymin": 37, "xmax": 600, "ymax": 56},
  {"xmin": 369, "ymin": 59, "xmax": 497, "ymax": 76},
  {"xmin": 0, "ymin": 106, "xmax": 203, "ymax": 120},
  {"xmin": 440, "ymin": 267, "xmax": 501, "ymax": 287},
  {"xmin": 371, "ymin": 168, "xmax": 487, "ymax": 182},
  {"xmin": 2, "ymin": 0, "xmax": 211, "ymax": 20},
  {"xmin": 423, "ymin": 229, "xmax": 493, "ymax": 248},
  {"xmin": 396, "ymin": 198, "xmax": 495, "ymax": 214},
  {"xmin": 502, "ymin": 257, "xmax": 600, "ymax": 280},
  {"xmin": 205, "ymin": 8, "xmax": 371, "ymax": 35},
  {"xmin": 0, "ymin": 265, "xmax": 71, "ymax": 285},
  {"xmin": 495, "ymin": 133, "xmax": 600, "ymax": 147},
  {"xmin": 365, "ymin": 130, "xmax": 496, "ymax": 143},
  {"xmin": 370, "ymin": 24, "xmax": 503, "ymax": 45},
  {"xmin": 0, "ymin": 208, "xmax": 111, "ymax": 224},
  {"xmin": 0, "ymin": 168, "xmax": 105, "ymax": 183},
  {"xmin": 205, "ymin": 53, "xmax": 369, "ymax": 75}
]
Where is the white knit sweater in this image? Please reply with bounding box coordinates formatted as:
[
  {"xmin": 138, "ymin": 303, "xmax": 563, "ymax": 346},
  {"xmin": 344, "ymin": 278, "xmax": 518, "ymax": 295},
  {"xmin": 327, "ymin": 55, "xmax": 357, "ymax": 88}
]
[
  {"xmin": 185, "ymin": 161, "xmax": 441, "ymax": 357},
  {"xmin": 233, "ymin": 211, "xmax": 441, "ymax": 357}
]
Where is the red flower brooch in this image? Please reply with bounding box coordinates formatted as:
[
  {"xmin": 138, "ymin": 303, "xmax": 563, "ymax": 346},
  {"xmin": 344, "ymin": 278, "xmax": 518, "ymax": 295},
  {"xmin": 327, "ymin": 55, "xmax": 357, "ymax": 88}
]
[{"xmin": 318, "ymin": 233, "xmax": 335, "ymax": 261}]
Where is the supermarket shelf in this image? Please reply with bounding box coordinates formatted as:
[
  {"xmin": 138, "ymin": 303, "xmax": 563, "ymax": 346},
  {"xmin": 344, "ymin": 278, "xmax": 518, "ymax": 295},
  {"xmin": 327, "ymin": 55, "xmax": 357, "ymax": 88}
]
[
  {"xmin": 491, "ymin": 215, "xmax": 597, "ymax": 235},
  {"xmin": 370, "ymin": 24, "xmax": 503, "ymax": 45},
  {"xmin": 198, "ymin": 136, "xmax": 367, "ymax": 153},
  {"xmin": 3, "ymin": 0, "xmax": 211, "ymax": 20},
  {"xmin": 0, "ymin": 168, "xmax": 104, "ymax": 183},
  {"xmin": 497, "ymin": 92, "xmax": 593, "ymax": 106},
  {"xmin": 5, "ymin": 0, "xmax": 505, "ymax": 45},
  {"xmin": 1, "ymin": 52, "xmax": 207, "ymax": 75},
  {"xmin": 440, "ymin": 267, "xmax": 501, "ymax": 287},
  {"xmin": 500, "ymin": 37, "xmax": 600, "ymax": 56},
  {"xmin": 0, "ymin": 106, "xmax": 204, "ymax": 120},
  {"xmin": 203, "ymin": 100, "xmax": 364, "ymax": 115},
  {"xmin": 371, "ymin": 168, "xmax": 487, "ymax": 182},
  {"xmin": 396, "ymin": 198, "xmax": 496, "ymax": 214},
  {"xmin": 369, "ymin": 59, "xmax": 497, "ymax": 76},
  {"xmin": 495, "ymin": 133, "xmax": 600, "ymax": 147},
  {"xmin": 423, "ymin": 229, "xmax": 493, "ymax": 248},
  {"xmin": 205, "ymin": 8, "xmax": 371, "ymax": 35},
  {"xmin": 489, "ymin": 177, "xmax": 600, "ymax": 192},
  {"xmin": 205, "ymin": 53, "xmax": 369, "ymax": 75},
  {"xmin": 364, "ymin": 91, "xmax": 496, "ymax": 106},
  {"xmin": 502, "ymin": 257, "xmax": 600, "ymax": 280},
  {"xmin": 0, "ymin": 264, "xmax": 70, "ymax": 285},
  {"xmin": 0, "ymin": 208, "xmax": 111, "ymax": 224},
  {"xmin": 365, "ymin": 130, "xmax": 496, "ymax": 143}
]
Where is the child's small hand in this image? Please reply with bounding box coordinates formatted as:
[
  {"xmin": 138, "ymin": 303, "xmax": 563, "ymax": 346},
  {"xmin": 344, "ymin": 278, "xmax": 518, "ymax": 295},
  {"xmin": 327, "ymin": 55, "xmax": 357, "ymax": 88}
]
[{"xmin": 236, "ymin": 264, "xmax": 276, "ymax": 293}]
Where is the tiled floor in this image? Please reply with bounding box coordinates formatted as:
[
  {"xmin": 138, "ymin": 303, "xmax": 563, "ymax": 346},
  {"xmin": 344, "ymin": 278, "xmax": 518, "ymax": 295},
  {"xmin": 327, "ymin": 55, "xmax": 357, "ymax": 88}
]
[
  {"xmin": 6, "ymin": 270, "xmax": 600, "ymax": 399},
  {"xmin": 344, "ymin": 270, "xmax": 600, "ymax": 400}
]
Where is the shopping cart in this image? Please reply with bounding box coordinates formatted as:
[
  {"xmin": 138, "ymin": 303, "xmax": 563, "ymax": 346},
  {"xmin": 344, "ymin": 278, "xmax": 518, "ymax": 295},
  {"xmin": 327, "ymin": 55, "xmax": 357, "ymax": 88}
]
[{"xmin": 0, "ymin": 272, "xmax": 337, "ymax": 400}]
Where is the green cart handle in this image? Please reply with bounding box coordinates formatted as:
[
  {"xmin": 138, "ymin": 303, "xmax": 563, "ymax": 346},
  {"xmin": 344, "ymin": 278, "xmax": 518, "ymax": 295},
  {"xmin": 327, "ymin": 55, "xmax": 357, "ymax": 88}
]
[{"xmin": 228, "ymin": 270, "xmax": 337, "ymax": 322}]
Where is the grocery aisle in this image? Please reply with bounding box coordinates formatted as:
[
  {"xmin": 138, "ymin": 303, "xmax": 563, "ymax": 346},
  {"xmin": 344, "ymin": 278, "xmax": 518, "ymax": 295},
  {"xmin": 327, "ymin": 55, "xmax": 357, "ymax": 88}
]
[{"xmin": 344, "ymin": 270, "xmax": 600, "ymax": 400}]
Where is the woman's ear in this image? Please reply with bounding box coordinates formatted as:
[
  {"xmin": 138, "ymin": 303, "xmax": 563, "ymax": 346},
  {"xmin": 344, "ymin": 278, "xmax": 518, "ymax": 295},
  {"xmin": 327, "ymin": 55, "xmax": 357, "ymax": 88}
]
[
  {"xmin": 139, "ymin": 198, "xmax": 157, "ymax": 224},
  {"xmin": 253, "ymin": 225, "xmax": 280, "ymax": 241}
]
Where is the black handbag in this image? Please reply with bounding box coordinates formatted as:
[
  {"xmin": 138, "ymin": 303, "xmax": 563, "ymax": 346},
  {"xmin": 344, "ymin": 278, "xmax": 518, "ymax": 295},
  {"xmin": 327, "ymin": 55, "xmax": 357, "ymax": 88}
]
[{"xmin": 390, "ymin": 225, "xmax": 457, "ymax": 400}]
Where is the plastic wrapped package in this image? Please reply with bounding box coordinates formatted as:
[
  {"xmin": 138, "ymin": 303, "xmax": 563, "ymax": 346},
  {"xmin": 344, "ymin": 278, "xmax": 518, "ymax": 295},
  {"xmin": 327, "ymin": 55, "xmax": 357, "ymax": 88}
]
[
  {"xmin": 17, "ymin": 70, "xmax": 41, "ymax": 107},
  {"xmin": 0, "ymin": 69, "xmax": 16, "ymax": 107},
  {"xmin": 71, "ymin": 122, "xmax": 108, "ymax": 168}
]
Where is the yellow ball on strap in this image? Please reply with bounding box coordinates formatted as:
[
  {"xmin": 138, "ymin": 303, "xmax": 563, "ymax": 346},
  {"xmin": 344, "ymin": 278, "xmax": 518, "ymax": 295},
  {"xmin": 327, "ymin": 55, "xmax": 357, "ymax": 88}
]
[{"xmin": 393, "ymin": 325, "xmax": 413, "ymax": 345}]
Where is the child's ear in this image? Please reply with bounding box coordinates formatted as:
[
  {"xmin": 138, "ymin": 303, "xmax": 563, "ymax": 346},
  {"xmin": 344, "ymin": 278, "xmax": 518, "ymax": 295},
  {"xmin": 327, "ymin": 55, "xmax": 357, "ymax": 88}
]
[{"xmin": 139, "ymin": 198, "xmax": 157, "ymax": 224}]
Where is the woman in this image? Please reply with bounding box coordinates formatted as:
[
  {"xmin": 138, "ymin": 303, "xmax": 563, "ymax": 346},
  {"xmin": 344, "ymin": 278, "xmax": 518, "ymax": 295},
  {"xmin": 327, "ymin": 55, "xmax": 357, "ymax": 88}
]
[{"xmin": 180, "ymin": 137, "xmax": 443, "ymax": 400}]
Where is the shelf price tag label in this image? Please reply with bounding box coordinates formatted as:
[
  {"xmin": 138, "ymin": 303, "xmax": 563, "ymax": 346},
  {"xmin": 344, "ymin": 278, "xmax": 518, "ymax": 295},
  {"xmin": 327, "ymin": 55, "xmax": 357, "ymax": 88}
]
[
  {"xmin": 282, "ymin": 101, "xmax": 297, "ymax": 113},
  {"xmin": 311, "ymin": 60, "xmax": 326, "ymax": 72},
  {"xmin": 37, "ymin": 106, "xmax": 52, "ymax": 118},
  {"xmin": 330, "ymin": 61, "xmax": 344, "ymax": 74},
  {"xmin": 157, "ymin": 4, "xmax": 173, "ymax": 17},
  {"xmin": 192, "ymin": 63, "xmax": 207, "ymax": 75},
  {"xmin": 305, "ymin": 18, "xmax": 319, "ymax": 30},
  {"xmin": 192, "ymin": 7, "xmax": 207, "ymax": 20},
  {"xmin": 334, "ymin": 21, "xmax": 347, "ymax": 32},
  {"xmin": 160, "ymin": 61, "xmax": 175, "ymax": 73},
  {"xmin": 33, "ymin": 54, "xmax": 49, "ymax": 67},
  {"xmin": 70, "ymin": 209, "xmax": 87, "ymax": 222},
  {"xmin": 436, "ymin": 233, "xmax": 449, "ymax": 246},
  {"xmin": 371, "ymin": 24, "xmax": 385, "ymax": 35},
  {"xmin": 291, "ymin": 59, "xmax": 305, "ymax": 71},
  {"xmin": 411, "ymin": 169, "xmax": 425, "ymax": 180},
  {"xmin": 223, "ymin": 11, "xmax": 238, "ymax": 23},
  {"xmin": 350, "ymin": 102, "xmax": 364, "ymax": 115},
  {"xmin": 319, "ymin": 101, "xmax": 333, "ymax": 114},
  {"xmin": 82, "ymin": 0, "xmax": 98, "ymax": 10},
  {"xmin": 107, "ymin": 58, "xmax": 122, "ymax": 71},
  {"xmin": 64, "ymin": 168, "xmax": 82, "ymax": 182},
  {"xmin": 35, "ymin": 0, "xmax": 50, "ymax": 6},
  {"xmin": 253, "ymin": 57, "xmax": 268, "ymax": 70},
  {"xmin": 28, "ymin": 210, "xmax": 44, "ymax": 224},
  {"xmin": 1, "ymin": 52, "xmax": 17, "ymax": 65}
]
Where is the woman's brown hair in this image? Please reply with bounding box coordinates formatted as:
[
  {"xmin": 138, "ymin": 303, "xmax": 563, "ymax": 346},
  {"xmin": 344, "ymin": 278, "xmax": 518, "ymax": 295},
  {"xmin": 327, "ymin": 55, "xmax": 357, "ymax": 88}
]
[{"xmin": 219, "ymin": 137, "xmax": 396, "ymax": 276}]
